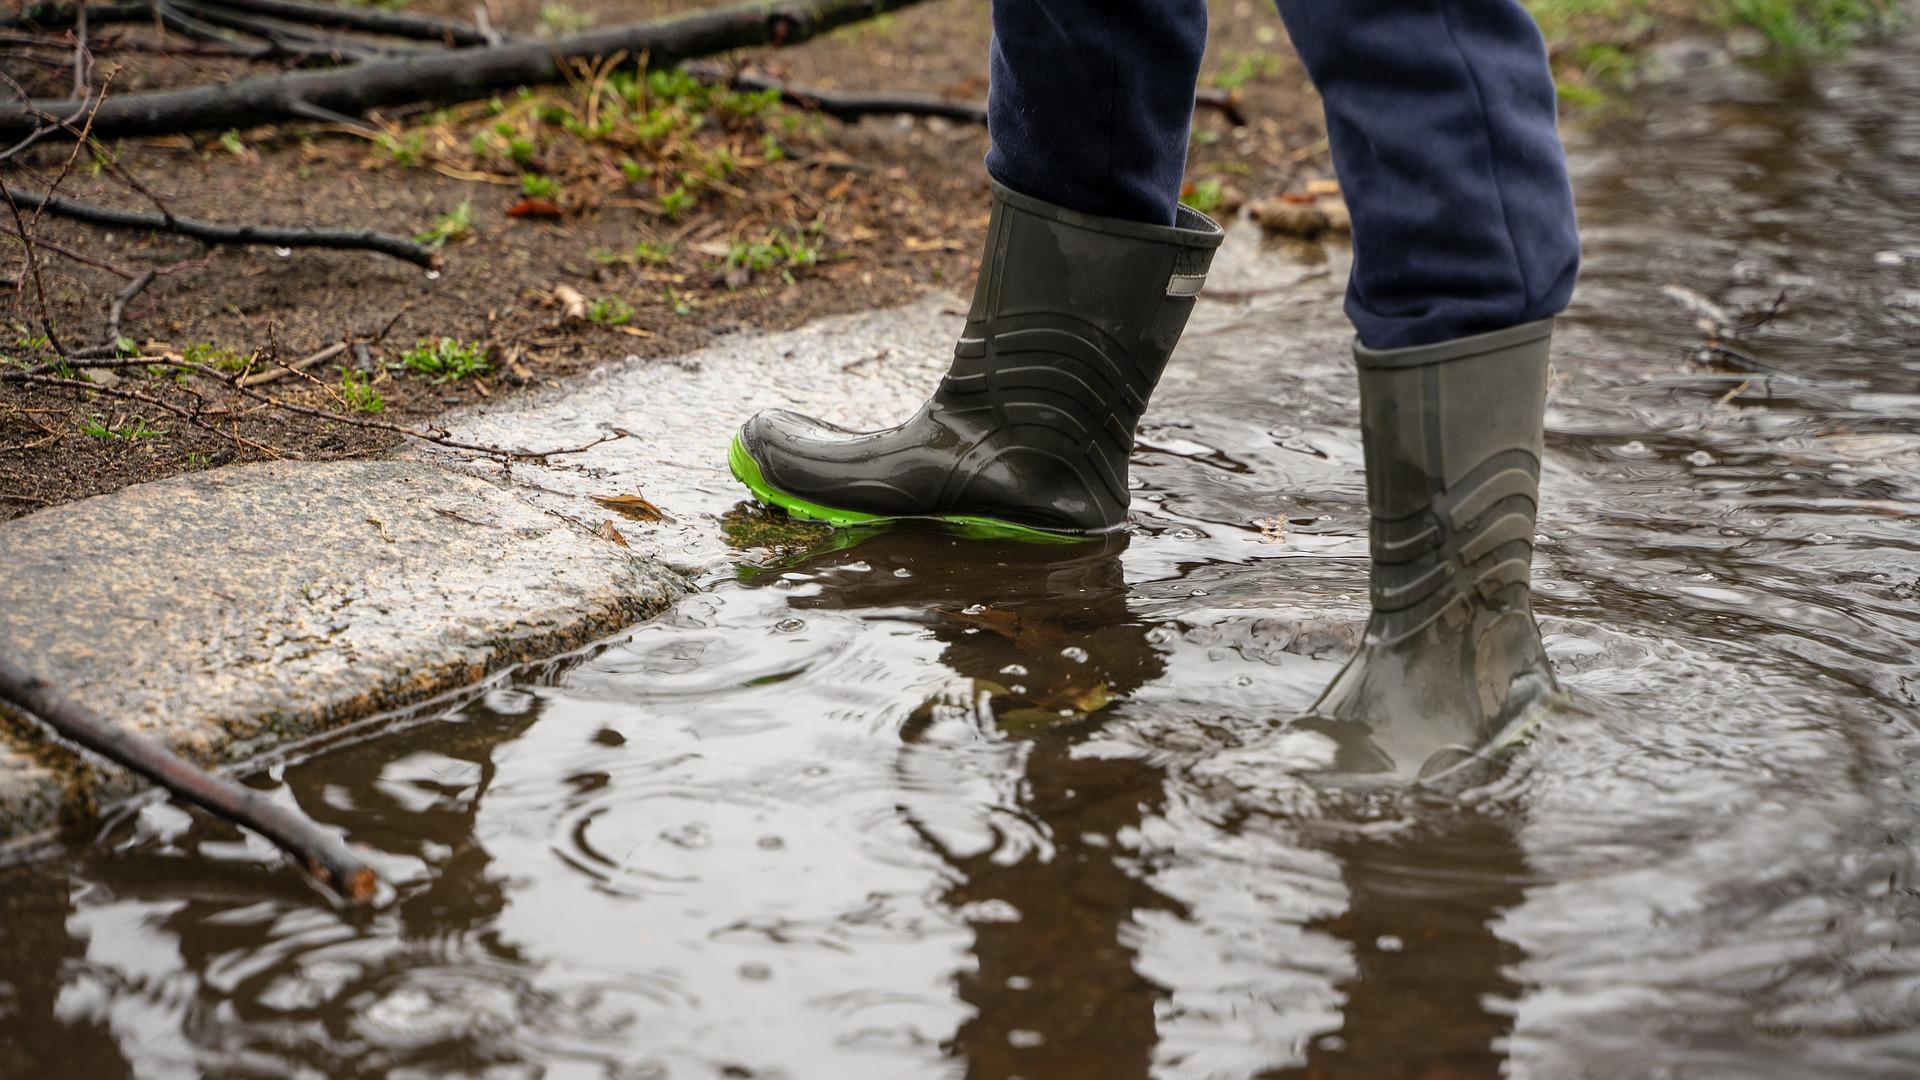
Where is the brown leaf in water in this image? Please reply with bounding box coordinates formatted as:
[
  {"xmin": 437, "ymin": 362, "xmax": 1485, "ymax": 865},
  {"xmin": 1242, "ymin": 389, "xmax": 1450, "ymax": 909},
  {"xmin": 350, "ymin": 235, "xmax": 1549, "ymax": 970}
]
[
  {"xmin": 942, "ymin": 606, "xmax": 1070, "ymax": 649},
  {"xmin": 594, "ymin": 493, "xmax": 669, "ymax": 522},
  {"xmin": 592, "ymin": 519, "xmax": 630, "ymax": 547}
]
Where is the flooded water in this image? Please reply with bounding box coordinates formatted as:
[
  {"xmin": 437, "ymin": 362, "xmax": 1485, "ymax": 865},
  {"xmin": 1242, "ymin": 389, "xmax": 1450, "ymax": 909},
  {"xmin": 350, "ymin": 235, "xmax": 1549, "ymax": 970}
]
[{"xmin": 5, "ymin": 36, "xmax": 1919, "ymax": 1080}]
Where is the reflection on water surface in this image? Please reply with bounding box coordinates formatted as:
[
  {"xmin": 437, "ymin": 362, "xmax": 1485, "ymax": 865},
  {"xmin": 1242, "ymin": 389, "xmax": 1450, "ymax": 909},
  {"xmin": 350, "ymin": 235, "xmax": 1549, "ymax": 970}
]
[{"xmin": 4, "ymin": 34, "xmax": 1919, "ymax": 1080}]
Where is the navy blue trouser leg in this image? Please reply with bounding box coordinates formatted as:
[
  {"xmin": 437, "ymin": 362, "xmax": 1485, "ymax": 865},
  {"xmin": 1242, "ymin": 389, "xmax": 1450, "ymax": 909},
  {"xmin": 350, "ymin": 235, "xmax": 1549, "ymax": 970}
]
[
  {"xmin": 985, "ymin": 0, "xmax": 1580, "ymax": 349},
  {"xmin": 1271, "ymin": 0, "xmax": 1579, "ymax": 348},
  {"xmin": 986, "ymin": 0, "xmax": 1209, "ymax": 227}
]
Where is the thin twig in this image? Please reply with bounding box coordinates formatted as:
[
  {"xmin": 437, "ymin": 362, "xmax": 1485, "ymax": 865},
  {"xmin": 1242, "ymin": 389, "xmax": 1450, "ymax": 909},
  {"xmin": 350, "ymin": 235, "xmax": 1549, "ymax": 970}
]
[
  {"xmin": 686, "ymin": 66, "xmax": 1251, "ymax": 127},
  {"xmin": 238, "ymin": 340, "xmax": 346, "ymax": 386},
  {"xmin": 100, "ymin": 267, "xmax": 154, "ymax": 349},
  {"xmin": 0, "ymin": 654, "xmax": 378, "ymax": 904},
  {"xmin": 7, "ymin": 370, "xmax": 288, "ymax": 456},
  {"xmin": 71, "ymin": 6, "xmax": 90, "ymax": 100},
  {"xmin": 5, "ymin": 359, "xmax": 629, "ymax": 462},
  {"xmin": 1, "ymin": 221, "xmax": 134, "ymax": 278},
  {"xmin": 0, "ymin": 183, "xmax": 441, "ymax": 268}
]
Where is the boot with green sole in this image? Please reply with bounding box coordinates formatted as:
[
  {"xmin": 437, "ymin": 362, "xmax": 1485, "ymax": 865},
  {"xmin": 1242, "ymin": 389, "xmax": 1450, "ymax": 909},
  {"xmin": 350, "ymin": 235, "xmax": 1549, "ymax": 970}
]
[
  {"xmin": 1295, "ymin": 319, "xmax": 1562, "ymax": 785},
  {"xmin": 730, "ymin": 181, "xmax": 1224, "ymax": 539}
]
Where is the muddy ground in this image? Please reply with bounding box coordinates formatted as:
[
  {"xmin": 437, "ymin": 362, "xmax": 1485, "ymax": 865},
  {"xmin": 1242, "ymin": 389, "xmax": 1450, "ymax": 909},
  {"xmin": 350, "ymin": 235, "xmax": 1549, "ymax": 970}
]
[
  {"xmin": 0, "ymin": 0, "xmax": 1339, "ymax": 518},
  {"xmin": 0, "ymin": 0, "xmax": 1854, "ymax": 518}
]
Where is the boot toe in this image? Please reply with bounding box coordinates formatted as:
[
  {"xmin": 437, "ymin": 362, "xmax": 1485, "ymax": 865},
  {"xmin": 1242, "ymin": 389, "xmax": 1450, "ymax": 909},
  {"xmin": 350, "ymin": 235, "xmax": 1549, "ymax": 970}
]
[{"xmin": 739, "ymin": 409, "xmax": 850, "ymax": 489}]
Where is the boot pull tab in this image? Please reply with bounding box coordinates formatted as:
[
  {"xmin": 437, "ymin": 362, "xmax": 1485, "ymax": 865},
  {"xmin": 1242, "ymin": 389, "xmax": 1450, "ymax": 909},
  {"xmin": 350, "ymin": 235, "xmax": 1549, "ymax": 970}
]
[{"xmin": 1166, "ymin": 272, "xmax": 1208, "ymax": 298}]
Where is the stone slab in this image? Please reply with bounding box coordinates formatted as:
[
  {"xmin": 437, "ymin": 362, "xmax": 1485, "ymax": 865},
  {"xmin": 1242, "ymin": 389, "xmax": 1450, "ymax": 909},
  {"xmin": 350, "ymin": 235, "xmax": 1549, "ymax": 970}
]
[{"xmin": 0, "ymin": 459, "xmax": 686, "ymax": 841}]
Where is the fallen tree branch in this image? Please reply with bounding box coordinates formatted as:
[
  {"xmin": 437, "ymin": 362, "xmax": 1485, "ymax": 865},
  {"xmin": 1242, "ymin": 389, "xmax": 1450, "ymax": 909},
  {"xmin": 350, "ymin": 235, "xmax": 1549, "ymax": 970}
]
[
  {"xmin": 0, "ymin": 0, "xmax": 936, "ymax": 139},
  {"xmin": 168, "ymin": 0, "xmax": 408, "ymax": 65},
  {"xmin": 0, "ymin": 1, "xmax": 149, "ymax": 30},
  {"xmin": 0, "ymin": 183, "xmax": 441, "ymax": 268},
  {"xmin": 193, "ymin": 0, "xmax": 496, "ymax": 47},
  {"xmin": 691, "ymin": 66, "xmax": 1251, "ymax": 127},
  {"xmin": 0, "ymin": 654, "xmax": 378, "ymax": 904}
]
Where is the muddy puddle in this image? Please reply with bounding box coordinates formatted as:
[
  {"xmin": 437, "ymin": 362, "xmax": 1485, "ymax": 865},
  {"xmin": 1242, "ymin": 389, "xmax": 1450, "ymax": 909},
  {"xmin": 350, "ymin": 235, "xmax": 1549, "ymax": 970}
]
[{"xmin": 4, "ymin": 35, "xmax": 1918, "ymax": 1080}]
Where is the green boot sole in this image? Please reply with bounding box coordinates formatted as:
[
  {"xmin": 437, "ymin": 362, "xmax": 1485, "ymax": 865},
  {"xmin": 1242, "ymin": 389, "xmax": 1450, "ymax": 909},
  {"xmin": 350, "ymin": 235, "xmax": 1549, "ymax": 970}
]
[{"xmin": 727, "ymin": 434, "xmax": 1083, "ymax": 545}]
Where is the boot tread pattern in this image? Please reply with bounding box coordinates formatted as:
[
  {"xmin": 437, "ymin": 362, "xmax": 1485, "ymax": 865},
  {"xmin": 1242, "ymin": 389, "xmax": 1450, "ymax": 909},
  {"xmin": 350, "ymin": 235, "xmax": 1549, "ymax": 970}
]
[
  {"xmin": 1368, "ymin": 447, "xmax": 1540, "ymax": 643},
  {"xmin": 936, "ymin": 315, "xmax": 1152, "ymax": 526}
]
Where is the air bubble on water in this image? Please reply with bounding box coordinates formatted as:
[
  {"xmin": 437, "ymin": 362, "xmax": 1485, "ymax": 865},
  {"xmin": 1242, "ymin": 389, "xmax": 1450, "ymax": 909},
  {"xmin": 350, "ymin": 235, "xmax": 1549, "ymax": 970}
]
[
  {"xmin": 661, "ymin": 823, "xmax": 710, "ymax": 849},
  {"xmin": 1376, "ymin": 935, "xmax": 1404, "ymax": 952},
  {"xmin": 1190, "ymin": 588, "xmax": 1209, "ymax": 597},
  {"xmin": 1009, "ymin": 685, "xmax": 1027, "ymax": 695},
  {"xmin": 893, "ymin": 568, "xmax": 912, "ymax": 578},
  {"xmin": 273, "ymin": 247, "xmax": 292, "ymax": 258},
  {"xmin": 1686, "ymin": 450, "xmax": 1715, "ymax": 466},
  {"xmin": 962, "ymin": 603, "xmax": 987, "ymax": 615},
  {"xmin": 962, "ymin": 899, "xmax": 1022, "ymax": 923},
  {"xmin": 1060, "ymin": 646, "xmax": 1089, "ymax": 663},
  {"xmin": 843, "ymin": 561, "xmax": 871, "ymax": 573},
  {"xmin": 1145, "ymin": 626, "xmax": 1177, "ymax": 645},
  {"xmin": 1621, "ymin": 440, "xmax": 1648, "ymax": 456},
  {"xmin": 1876, "ymin": 250, "xmax": 1905, "ymax": 266},
  {"xmin": 1005, "ymin": 975, "xmax": 1033, "ymax": 990},
  {"xmin": 1000, "ymin": 664, "xmax": 1028, "ymax": 676},
  {"xmin": 773, "ymin": 617, "xmax": 805, "ymax": 633},
  {"xmin": 1008, "ymin": 1030, "xmax": 1045, "ymax": 1048},
  {"xmin": 1172, "ymin": 527, "xmax": 1201, "ymax": 542},
  {"xmin": 1234, "ymin": 674, "xmax": 1254, "ymax": 687}
]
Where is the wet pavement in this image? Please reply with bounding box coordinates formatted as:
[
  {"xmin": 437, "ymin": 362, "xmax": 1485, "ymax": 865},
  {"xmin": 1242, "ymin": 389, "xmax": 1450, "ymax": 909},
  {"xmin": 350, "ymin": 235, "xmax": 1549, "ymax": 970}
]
[{"xmin": 3, "ymin": 34, "xmax": 1918, "ymax": 1080}]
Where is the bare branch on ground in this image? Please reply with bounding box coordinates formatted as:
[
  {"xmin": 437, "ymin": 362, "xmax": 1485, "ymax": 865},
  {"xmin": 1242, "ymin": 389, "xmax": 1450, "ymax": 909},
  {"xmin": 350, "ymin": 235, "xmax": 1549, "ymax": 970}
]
[
  {"xmin": 0, "ymin": 0, "xmax": 937, "ymax": 139},
  {"xmin": 0, "ymin": 184, "xmax": 442, "ymax": 268},
  {"xmin": 190, "ymin": 0, "xmax": 497, "ymax": 47},
  {"xmin": 0, "ymin": 654, "xmax": 379, "ymax": 905}
]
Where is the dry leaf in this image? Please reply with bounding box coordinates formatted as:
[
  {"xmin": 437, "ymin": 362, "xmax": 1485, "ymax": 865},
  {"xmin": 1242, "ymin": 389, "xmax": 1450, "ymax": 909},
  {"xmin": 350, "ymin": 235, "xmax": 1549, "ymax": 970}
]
[
  {"xmin": 553, "ymin": 285, "xmax": 589, "ymax": 322},
  {"xmin": 507, "ymin": 196, "xmax": 564, "ymax": 218},
  {"xmin": 593, "ymin": 519, "xmax": 630, "ymax": 547},
  {"xmin": 593, "ymin": 493, "xmax": 668, "ymax": 522}
]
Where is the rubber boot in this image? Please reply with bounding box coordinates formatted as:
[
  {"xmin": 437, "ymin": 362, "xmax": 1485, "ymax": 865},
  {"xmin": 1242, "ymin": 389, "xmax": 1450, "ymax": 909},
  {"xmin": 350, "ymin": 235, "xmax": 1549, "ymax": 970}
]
[
  {"xmin": 730, "ymin": 181, "xmax": 1224, "ymax": 539},
  {"xmin": 1296, "ymin": 319, "xmax": 1560, "ymax": 785}
]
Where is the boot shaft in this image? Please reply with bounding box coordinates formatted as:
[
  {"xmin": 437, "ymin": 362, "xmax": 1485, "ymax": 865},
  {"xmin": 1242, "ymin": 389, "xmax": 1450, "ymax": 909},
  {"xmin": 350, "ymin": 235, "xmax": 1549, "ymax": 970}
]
[
  {"xmin": 1351, "ymin": 320, "xmax": 1552, "ymax": 643},
  {"xmin": 938, "ymin": 184, "xmax": 1223, "ymax": 483}
]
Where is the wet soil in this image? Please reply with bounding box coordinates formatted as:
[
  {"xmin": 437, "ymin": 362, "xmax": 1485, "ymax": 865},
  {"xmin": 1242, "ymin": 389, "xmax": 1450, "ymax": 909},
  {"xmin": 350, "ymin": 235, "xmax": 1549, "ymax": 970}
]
[
  {"xmin": 2, "ymin": 19, "xmax": 1918, "ymax": 1080},
  {"xmin": 0, "ymin": 0, "xmax": 1327, "ymax": 519}
]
